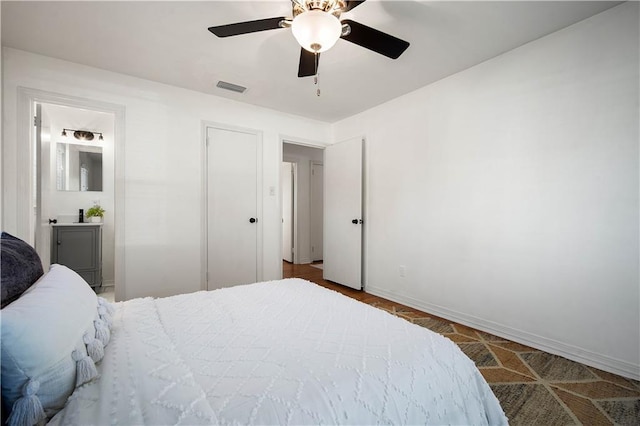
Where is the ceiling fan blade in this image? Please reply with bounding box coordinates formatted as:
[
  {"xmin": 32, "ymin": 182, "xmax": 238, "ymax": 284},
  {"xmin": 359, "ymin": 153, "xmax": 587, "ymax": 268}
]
[
  {"xmin": 340, "ymin": 19, "xmax": 409, "ymax": 59},
  {"xmin": 298, "ymin": 49, "xmax": 319, "ymax": 78},
  {"xmin": 344, "ymin": 1, "xmax": 367, "ymax": 12},
  {"xmin": 208, "ymin": 17, "xmax": 286, "ymax": 37}
]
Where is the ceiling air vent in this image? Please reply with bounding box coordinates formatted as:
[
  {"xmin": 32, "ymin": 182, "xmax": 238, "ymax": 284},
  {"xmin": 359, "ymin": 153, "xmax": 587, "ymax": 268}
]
[{"xmin": 216, "ymin": 80, "xmax": 247, "ymax": 93}]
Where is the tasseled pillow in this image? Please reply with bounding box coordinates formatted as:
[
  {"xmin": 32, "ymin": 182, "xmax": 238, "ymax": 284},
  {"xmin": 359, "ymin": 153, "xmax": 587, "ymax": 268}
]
[
  {"xmin": 83, "ymin": 331, "xmax": 104, "ymax": 363},
  {"xmin": 71, "ymin": 349, "xmax": 98, "ymax": 387},
  {"xmin": 6, "ymin": 380, "xmax": 46, "ymax": 426},
  {"xmin": 1, "ymin": 265, "xmax": 102, "ymax": 424},
  {"xmin": 94, "ymin": 319, "xmax": 111, "ymax": 346}
]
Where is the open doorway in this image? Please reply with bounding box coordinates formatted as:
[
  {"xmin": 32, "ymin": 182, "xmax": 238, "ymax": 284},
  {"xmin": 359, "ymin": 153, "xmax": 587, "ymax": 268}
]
[
  {"xmin": 35, "ymin": 103, "xmax": 116, "ymax": 294},
  {"xmin": 18, "ymin": 88, "xmax": 124, "ymax": 300},
  {"xmin": 24, "ymin": 100, "xmax": 120, "ymax": 306},
  {"xmin": 282, "ymin": 142, "xmax": 324, "ymax": 272}
]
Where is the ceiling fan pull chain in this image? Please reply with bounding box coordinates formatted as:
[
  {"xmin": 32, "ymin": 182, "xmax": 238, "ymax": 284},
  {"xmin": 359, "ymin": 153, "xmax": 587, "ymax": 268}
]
[{"xmin": 315, "ymin": 52, "xmax": 321, "ymax": 97}]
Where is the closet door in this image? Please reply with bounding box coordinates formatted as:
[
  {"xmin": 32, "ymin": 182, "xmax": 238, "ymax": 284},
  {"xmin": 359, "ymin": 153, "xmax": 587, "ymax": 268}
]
[{"xmin": 206, "ymin": 125, "xmax": 262, "ymax": 290}]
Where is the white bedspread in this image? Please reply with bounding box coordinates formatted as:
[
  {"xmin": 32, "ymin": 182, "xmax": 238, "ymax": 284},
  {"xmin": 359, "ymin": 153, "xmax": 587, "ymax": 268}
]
[{"xmin": 50, "ymin": 279, "xmax": 507, "ymax": 425}]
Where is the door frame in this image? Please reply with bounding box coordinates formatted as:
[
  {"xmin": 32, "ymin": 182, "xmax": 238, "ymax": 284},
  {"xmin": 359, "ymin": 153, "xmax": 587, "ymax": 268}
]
[
  {"xmin": 279, "ymin": 136, "xmax": 327, "ymax": 277},
  {"xmin": 202, "ymin": 122, "xmax": 263, "ymax": 290},
  {"xmin": 16, "ymin": 87, "xmax": 126, "ymax": 299},
  {"xmin": 281, "ymin": 161, "xmax": 296, "ymax": 263}
]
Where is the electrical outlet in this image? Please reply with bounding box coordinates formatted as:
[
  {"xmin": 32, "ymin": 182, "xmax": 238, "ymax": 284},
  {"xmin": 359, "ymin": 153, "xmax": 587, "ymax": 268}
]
[{"xmin": 399, "ymin": 265, "xmax": 406, "ymax": 278}]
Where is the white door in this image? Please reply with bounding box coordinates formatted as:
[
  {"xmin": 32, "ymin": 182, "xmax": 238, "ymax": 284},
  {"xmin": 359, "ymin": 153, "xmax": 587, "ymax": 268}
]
[
  {"xmin": 323, "ymin": 137, "xmax": 363, "ymax": 289},
  {"xmin": 281, "ymin": 162, "xmax": 294, "ymax": 262},
  {"xmin": 206, "ymin": 126, "xmax": 262, "ymax": 290},
  {"xmin": 310, "ymin": 162, "xmax": 324, "ymax": 262}
]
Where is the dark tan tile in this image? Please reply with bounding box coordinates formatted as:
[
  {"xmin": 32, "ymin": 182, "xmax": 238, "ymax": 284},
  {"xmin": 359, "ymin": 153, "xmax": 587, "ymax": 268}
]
[
  {"xmin": 413, "ymin": 317, "xmax": 454, "ymax": 334},
  {"xmin": 476, "ymin": 330, "xmax": 510, "ymax": 342},
  {"xmin": 366, "ymin": 300, "xmax": 397, "ymax": 311},
  {"xmin": 458, "ymin": 342, "xmax": 499, "ymax": 367},
  {"xmin": 490, "ymin": 383, "xmax": 575, "ymax": 425},
  {"xmin": 452, "ymin": 323, "xmax": 481, "ymax": 339},
  {"xmin": 490, "ymin": 341, "xmax": 538, "ymax": 353},
  {"xmin": 521, "ymin": 352, "xmax": 597, "ymax": 381},
  {"xmin": 488, "ymin": 344, "xmax": 536, "ymax": 379},
  {"xmin": 587, "ymin": 367, "xmax": 640, "ymax": 391},
  {"xmin": 552, "ymin": 387, "xmax": 613, "ymax": 425},
  {"xmin": 554, "ymin": 381, "xmax": 640, "ymax": 399},
  {"xmin": 387, "ymin": 305, "xmax": 417, "ymax": 315},
  {"xmin": 445, "ymin": 333, "xmax": 479, "ymax": 343},
  {"xmin": 396, "ymin": 311, "xmax": 429, "ymax": 321},
  {"xmin": 480, "ymin": 367, "xmax": 536, "ymax": 383},
  {"xmin": 597, "ymin": 399, "xmax": 640, "ymax": 425},
  {"xmin": 371, "ymin": 306, "xmax": 396, "ymax": 315}
]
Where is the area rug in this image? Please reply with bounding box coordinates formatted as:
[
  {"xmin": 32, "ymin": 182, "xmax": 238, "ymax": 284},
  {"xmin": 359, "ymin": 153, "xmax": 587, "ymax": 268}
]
[{"xmin": 380, "ymin": 306, "xmax": 640, "ymax": 425}]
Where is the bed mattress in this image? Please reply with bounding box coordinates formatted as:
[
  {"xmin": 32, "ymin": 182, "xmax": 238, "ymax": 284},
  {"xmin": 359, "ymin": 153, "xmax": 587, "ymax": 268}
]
[{"xmin": 50, "ymin": 278, "xmax": 507, "ymax": 425}]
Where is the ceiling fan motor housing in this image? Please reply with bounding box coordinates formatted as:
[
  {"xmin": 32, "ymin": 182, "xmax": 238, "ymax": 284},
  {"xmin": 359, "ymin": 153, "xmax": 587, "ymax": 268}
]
[{"xmin": 292, "ymin": 0, "xmax": 346, "ymax": 18}]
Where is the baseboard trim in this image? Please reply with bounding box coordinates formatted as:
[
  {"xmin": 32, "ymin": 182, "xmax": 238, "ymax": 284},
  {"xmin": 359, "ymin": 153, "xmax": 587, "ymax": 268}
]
[{"xmin": 366, "ymin": 285, "xmax": 639, "ymax": 380}]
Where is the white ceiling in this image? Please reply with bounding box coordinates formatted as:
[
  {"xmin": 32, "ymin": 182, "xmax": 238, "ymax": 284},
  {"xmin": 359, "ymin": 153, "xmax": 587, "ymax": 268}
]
[{"xmin": 1, "ymin": 1, "xmax": 621, "ymax": 122}]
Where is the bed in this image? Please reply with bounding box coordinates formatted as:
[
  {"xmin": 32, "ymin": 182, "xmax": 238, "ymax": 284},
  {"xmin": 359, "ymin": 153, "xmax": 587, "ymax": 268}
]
[{"xmin": 1, "ymin": 232, "xmax": 507, "ymax": 425}]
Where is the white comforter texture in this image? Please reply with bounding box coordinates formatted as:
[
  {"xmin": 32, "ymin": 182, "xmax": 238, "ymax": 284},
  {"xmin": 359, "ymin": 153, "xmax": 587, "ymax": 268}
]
[{"xmin": 50, "ymin": 278, "xmax": 507, "ymax": 425}]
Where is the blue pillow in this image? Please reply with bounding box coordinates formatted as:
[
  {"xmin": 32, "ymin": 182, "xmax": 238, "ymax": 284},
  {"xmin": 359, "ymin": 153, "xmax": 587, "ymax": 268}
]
[
  {"xmin": 1, "ymin": 232, "xmax": 44, "ymax": 308},
  {"xmin": 2, "ymin": 264, "xmax": 100, "ymax": 422}
]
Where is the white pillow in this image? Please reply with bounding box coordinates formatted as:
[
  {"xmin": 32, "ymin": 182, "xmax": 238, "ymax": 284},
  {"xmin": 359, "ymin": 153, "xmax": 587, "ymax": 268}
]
[{"xmin": 1, "ymin": 264, "xmax": 99, "ymax": 419}]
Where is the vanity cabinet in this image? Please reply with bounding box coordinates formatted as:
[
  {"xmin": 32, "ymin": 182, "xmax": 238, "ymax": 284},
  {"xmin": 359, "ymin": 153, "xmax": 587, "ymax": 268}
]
[{"xmin": 51, "ymin": 224, "xmax": 102, "ymax": 290}]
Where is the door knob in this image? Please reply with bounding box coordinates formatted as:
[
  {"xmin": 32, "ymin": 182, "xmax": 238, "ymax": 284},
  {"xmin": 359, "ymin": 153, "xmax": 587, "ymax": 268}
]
[
  {"xmin": 352, "ymin": 219, "xmax": 358, "ymax": 224},
  {"xmin": 249, "ymin": 218, "xmax": 257, "ymax": 223},
  {"xmin": 49, "ymin": 218, "xmax": 57, "ymax": 224}
]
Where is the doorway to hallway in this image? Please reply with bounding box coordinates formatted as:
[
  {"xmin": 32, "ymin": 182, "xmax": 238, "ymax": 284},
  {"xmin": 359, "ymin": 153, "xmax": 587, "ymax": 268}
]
[{"xmin": 281, "ymin": 142, "xmax": 324, "ymax": 266}]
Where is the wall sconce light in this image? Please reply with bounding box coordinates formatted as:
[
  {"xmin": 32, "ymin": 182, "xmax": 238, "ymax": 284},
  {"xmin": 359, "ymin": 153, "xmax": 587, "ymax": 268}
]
[{"xmin": 61, "ymin": 129, "xmax": 104, "ymax": 141}]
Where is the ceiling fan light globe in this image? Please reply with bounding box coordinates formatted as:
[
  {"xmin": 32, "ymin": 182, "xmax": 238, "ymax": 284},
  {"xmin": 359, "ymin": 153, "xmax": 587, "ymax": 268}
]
[{"xmin": 292, "ymin": 10, "xmax": 341, "ymax": 53}]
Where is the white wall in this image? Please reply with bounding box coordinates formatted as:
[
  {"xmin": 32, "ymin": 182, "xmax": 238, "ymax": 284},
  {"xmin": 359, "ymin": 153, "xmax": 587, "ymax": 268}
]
[
  {"xmin": 2, "ymin": 47, "xmax": 331, "ymax": 300},
  {"xmin": 333, "ymin": 2, "xmax": 639, "ymax": 379}
]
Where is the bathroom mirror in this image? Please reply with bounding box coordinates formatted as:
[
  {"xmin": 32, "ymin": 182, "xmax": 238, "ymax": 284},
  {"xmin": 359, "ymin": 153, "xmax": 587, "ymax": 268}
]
[{"xmin": 56, "ymin": 143, "xmax": 103, "ymax": 191}]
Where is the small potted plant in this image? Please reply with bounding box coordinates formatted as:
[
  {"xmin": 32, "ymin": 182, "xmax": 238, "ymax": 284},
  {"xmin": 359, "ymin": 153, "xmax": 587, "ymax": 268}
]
[{"xmin": 86, "ymin": 205, "xmax": 105, "ymax": 223}]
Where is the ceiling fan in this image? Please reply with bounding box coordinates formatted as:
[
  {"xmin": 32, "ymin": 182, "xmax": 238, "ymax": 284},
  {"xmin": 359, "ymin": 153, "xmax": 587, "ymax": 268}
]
[{"xmin": 208, "ymin": 0, "xmax": 410, "ymax": 78}]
